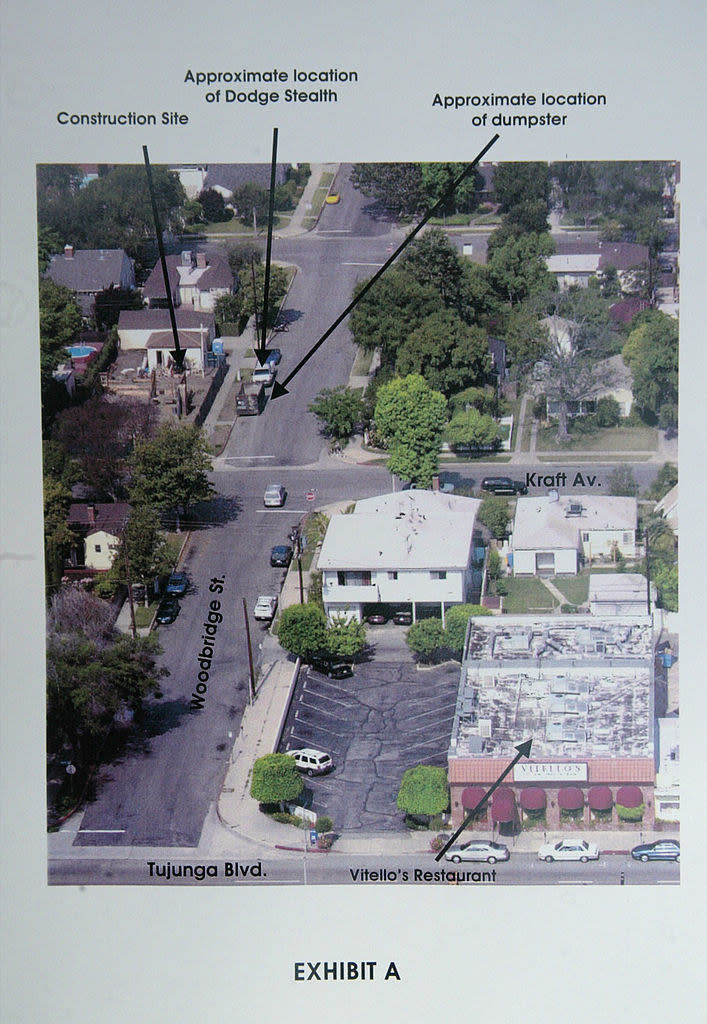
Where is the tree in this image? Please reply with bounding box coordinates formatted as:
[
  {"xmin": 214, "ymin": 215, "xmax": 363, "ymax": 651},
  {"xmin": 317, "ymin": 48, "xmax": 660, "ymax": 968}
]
[
  {"xmin": 47, "ymin": 587, "xmax": 115, "ymax": 643},
  {"xmin": 374, "ymin": 375, "xmax": 448, "ymax": 487},
  {"xmin": 237, "ymin": 262, "xmax": 289, "ymax": 329},
  {"xmin": 444, "ymin": 604, "xmax": 492, "ymax": 654},
  {"xmin": 551, "ymin": 161, "xmax": 600, "ymax": 227},
  {"xmin": 405, "ymin": 618, "xmax": 446, "ymax": 662},
  {"xmin": 400, "ymin": 228, "xmax": 464, "ymax": 307},
  {"xmin": 493, "ymin": 162, "xmax": 551, "ymax": 212},
  {"xmin": 93, "ymin": 285, "xmax": 143, "ymax": 329},
  {"xmin": 349, "ymin": 163, "xmax": 428, "ymax": 216},
  {"xmin": 197, "ymin": 188, "xmax": 233, "ymax": 223},
  {"xmin": 46, "ymin": 630, "xmax": 165, "ymax": 767},
  {"xmin": 122, "ymin": 506, "xmax": 175, "ymax": 604},
  {"xmin": 226, "ymin": 242, "xmax": 263, "ymax": 275},
  {"xmin": 349, "ymin": 270, "xmax": 441, "ymax": 368},
  {"xmin": 278, "ymin": 604, "xmax": 328, "ymax": 661},
  {"xmin": 487, "ymin": 232, "xmax": 555, "ymax": 305},
  {"xmin": 607, "ymin": 465, "xmax": 638, "ymax": 497},
  {"xmin": 622, "ymin": 311, "xmax": 678, "ymax": 425},
  {"xmin": 232, "ymin": 183, "xmax": 270, "ymax": 230},
  {"xmin": 395, "ymin": 312, "xmax": 490, "ymax": 397},
  {"xmin": 645, "ymin": 463, "xmax": 677, "ymax": 501},
  {"xmin": 595, "ymin": 396, "xmax": 621, "ymax": 427},
  {"xmin": 502, "ymin": 303, "xmax": 550, "ymax": 378},
  {"xmin": 213, "ymin": 293, "xmax": 242, "ymax": 329},
  {"xmin": 420, "ymin": 162, "xmax": 481, "ymax": 215},
  {"xmin": 38, "ymin": 225, "xmax": 64, "ymax": 272},
  {"xmin": 325, "ymin": 617, "xmax": 367, "ymax": 658},
  {"xmin": 43, "ymin": 476, "xmax": 77, "ymax": 590},
  {"xmin": 478, "ymin": 496, "xmax": 512, "ymax": 538},
  {"xmin": 652, "ymin": 563, "xmax": 678, "ymax": 612},
  {"xmin": 457, "ymin": 261, "xmax": 501, "ymax": 329},
  {"xmin": 129, "ymin": 423, "xmax": 214, "ymax": 516},
  {"xmin": 396, "ymin": 765, "xmax": 449, "ymax": 819},
  {"xmin": 308, "ymin": 386, "xmax": 367, "ymax": 442},
  {"xmin": 250, "ymin": 754, "xmax": 303, "ymax": 809},
  {"xmin": 446, "ymin": 407, "xmax": 501, "ymax": 450}
]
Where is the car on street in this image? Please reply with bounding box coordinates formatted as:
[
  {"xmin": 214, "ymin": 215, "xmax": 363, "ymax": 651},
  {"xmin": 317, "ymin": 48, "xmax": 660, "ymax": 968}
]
[
  {"xmin": 631, "ymin": 839, "xmax": 680, "ymax": 863},
  {"xmin": 253, "ymin": 595, "xmax": 278, "ymax": 621},
  {"xmin": 270, "ymin": 544, "xmax": 293, "ymax": 567},
  {"xmin": 308, "ymin": 656, "xmax": 354, "ymax": 679},
  {"xmin": 165, "ymin": 571, "xmax": 188, "ymax": 596},
  {"xmin": 253, "ymin": 365, "xmax": 276, "ymax": 386},
  {"xmin": 538, "ymin": 839, "xmax": 600, "ymax": 862},
  {"xmin": 444, "ymin": 840, "xmax": 510, "ymax": 864},
  {"xmin": 263, "ymin": 483, "xmax": 287, "ymax": 507},
  {"xmin": 287, "ymin": 748, "xmax": 335, "ymax": 776},
  {"xmin": 155, "ymin": 597, "xmax": 180, "ymax": 624},
  {"xmin": 481, "ymin": 476, "xmax": 528, "ymax": 495},
  {"xmin": 264, "ymin": 348, "xmax": 282, "ymax": 366},
  {"xmin": 325, "ymin": 192, "xmax": 340, "ymax": 204}
]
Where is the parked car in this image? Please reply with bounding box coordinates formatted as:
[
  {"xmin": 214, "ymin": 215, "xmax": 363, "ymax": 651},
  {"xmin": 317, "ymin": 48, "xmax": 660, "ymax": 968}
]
[
  {"xmin": 308, "ymin": 656, "xmax": 354, "ymax": 679},
  {"xmin": 165, "ymin": 571, "xmax": 188, "ymax": 596},
  {"xmin": 481, "ymin": 476, "xmax": 527, "ymax": 495},
  {"xmin": 287, "ymin": 748, "xmax": 334, "ymax": 776},
  {"xmin": 325, "ymin": 192, "xmax": 340, "ymax": 204},
  {"xmin": 365, "ymin": 611, "xmax": 387, "ymax": 625},
  {"xmin": 444, "ymin": 840, "xmax": 510, "ymax": 864},
  {"xmin": 270, "ymin": 544, "xmax": 293, "ymax": 567},
  {"xmin": 631, "ymin": 839, "xmax": 680, "ymax": 863},
  {"xmin": 253, "ymin": 365, "xmax": 275, "ymax": 386},
  {"xmin": 263, "ymin": 484, "xmax": 287, "ymax": 507},
  {"xmin": 264, "ymin": 348, "xmax": 282, "ymax": 367},
  {"xmin": 537, "ymin": 839, "xmax": 600, "ymax": 863},
  {"xmin": 155, "ymin": 597, "xmax": 180, "ymax": 624},
  {"xmin": 253, "ymin": 595, "xmax": 278, "ymax": 621},
  {"xmin": 393, "ymin": 610, "xmax": 413, "ymax": 625}
]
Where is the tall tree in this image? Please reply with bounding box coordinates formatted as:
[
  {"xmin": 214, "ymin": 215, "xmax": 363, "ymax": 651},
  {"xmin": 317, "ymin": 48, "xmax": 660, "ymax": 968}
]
[
  {"xmin": 395, "ymin": 311, "xmax": 490, "ymax": 397},
  {"xmin": 401, "ymin": 228, "xmax": 464, "ymax": 307},
  {"xmin": 277, "ymin": 604, "xmax": 328, "ymax": 661},
  {"xmin": 231, "ymin": 183, "xmax": 269, "ymax": 230},
  {"xmin": 622, "ymin": 311, "xmax": 678, "ymax": 426},
  {"xmin": 493, "ymin": 162, "xmax": 551, "ymax": 212},
  {"xmin": 396, "ymin": 765, "xmax": 449, "ymax": 818},
  {"xmin": 308, "ymin": 386, "xmax": 367, "ymax": 442},
  {"xmin": 374, "ymin": 374, "xmax": 448, "ymax": 487},
  {"xmin": 129, "ymin": 423, "xmax": 214, "ymax": 516},
  {"xmin": 349, "ymin": 270, "xmax": 441, "ymax": 367},
  {"xmin": 486, "ymin": 232, "xmax": 555, "ymax": 305},
  {"xmin": 420, "ymin": 162, "xmax": 481, "ymax": 215},
  {"xmin": 250, "ymin": 754, "xmax": 303, "ymax": 809},
  {"xmin": 349, "ymin": 163, "xmax": 428, "ymax": 216},
  {"xmin": 121, "ymin": 506, "xmax": 175, "ymax": 604}
]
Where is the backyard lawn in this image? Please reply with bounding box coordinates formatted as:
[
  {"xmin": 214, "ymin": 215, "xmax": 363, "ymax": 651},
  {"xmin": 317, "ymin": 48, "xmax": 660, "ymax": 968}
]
[
  {"xmin": 498, "ymin": 576, "xmax": 558, "ymax": 613},
  {"xmin": 551, "ymin": 575, "xmax": 590, "ymax": 606}
]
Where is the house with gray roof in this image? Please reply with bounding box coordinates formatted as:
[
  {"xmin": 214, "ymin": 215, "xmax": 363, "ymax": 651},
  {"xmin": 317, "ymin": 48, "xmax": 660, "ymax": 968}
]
[
  {"xmin": 143, "ymin": 250, "xmax": 235, "ymax": 312},
  {"xmin": 45, "ymin": 244, "xmax": 135, "ymax": 317}
]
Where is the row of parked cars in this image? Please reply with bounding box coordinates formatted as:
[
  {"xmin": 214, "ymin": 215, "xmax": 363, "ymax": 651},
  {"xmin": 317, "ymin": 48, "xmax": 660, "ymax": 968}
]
[
  {"xmin": 443, "ymin": 837, "xmax": 680, "ymax": 864},
  {"xmin": 154, "ymin": 571, "xmax": 189, "ymax": 624}
]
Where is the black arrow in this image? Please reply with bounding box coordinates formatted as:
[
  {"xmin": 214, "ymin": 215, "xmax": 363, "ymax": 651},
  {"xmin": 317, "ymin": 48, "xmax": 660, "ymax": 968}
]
[
  {"xmin": 270, "ymin": 133, "xmax": 500, "ymax": 400},
  {"xmin": 142, "ymin": 146, "xmax": 186, "ymax": 371},
  {"xmin": 434, "ymin": 738, "xmax": 532, "ymax": 862},
  {"xmin": 255, "ymin": 127, "xmax": 279, "ymax": 366}
]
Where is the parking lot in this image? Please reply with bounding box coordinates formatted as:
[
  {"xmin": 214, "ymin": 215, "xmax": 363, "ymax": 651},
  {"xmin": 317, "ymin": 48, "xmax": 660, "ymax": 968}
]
[{"xmin": 277, "ymin": 626, "xmax": 460, "ymax": 832}]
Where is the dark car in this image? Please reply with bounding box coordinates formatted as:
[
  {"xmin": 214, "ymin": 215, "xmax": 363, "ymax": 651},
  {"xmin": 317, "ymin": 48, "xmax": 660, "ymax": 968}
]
[
  {"xmin": 631, "ymin": 839, "xmax": 680, "ymax": 863},
  {"xmin": 308, "ymin": 656, "xmax": 354, "ymax": 679},
  {"xmin": 155, "ymin": 597, "xmax": 180, "ymax": 624},
  {"xmin": 270, "ymin": 544, "xmax": 293, "ymax": 567},
  {"xmin": 365, "ymin": 611, "xmax": 387, "ymax": 625},
  {"xmin": 393, "ymin": 610, "xmax": 413, "ymax": 625},
  {"xmin": 264, "ymin": 347, "xmax": 282, "ymax": 366},
  {"xmin": 481, "ymin": 476, "xmax": 527, "ymax": 495},
  {"xmin": 165, "ymin": 571, "xmax": 188, "ymax": 596}
]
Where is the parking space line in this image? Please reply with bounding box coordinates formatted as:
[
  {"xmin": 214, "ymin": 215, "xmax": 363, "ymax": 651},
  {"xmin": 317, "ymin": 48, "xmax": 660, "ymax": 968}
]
[
  {"xmin": 302, "ymin": 686, "xmax": 358, "ymax": 709},
  {"xmin": 297, "ymin": 700, "xmax": 349, "ymax": 721}
]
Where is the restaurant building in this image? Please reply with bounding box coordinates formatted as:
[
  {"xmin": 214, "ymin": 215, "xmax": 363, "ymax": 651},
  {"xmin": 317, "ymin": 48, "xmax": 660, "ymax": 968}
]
[{"xmin": 447, "ymin": 615, "xmax": 656, "ymax": 832}]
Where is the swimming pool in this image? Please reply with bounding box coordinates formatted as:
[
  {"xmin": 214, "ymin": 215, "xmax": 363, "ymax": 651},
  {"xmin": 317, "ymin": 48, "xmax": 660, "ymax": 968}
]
[{"xmin": 66, "ymin": 345, "xmax": 97, "ymax": 358}]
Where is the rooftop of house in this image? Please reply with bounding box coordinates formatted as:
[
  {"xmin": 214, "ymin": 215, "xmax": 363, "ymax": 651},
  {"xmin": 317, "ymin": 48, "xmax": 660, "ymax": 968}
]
[
  {"xmin": 203, "ymin": 163, "xmax": 289, "ymax": 193},
  {"xmin": 512, "ymin": 495, "xmax": 637, "ymax": 550},
  {"xmin": 118, "ymin": 308, "xmax": 215, "ymax": 330},
  {"xmin": 45, "ymin": 246, "xmax": 132, "ymax": 292},
  {"xmin": 449, "ymin": 615, "xmax": 654, "ymax": 760},
  {"xmin": 589, "ymin": 573, "xmax": 653, "ymax": 603},
  {"xmin": 318, "ymin": 490, "xmax": 481, "ymax": 571},
  {"xmin": 142, "ymin": 251, "xmax": 233, "ymax": 298},
  {"xmin": 551, "ymin": 240, "xmax": 650, "ymax": 272},
  {"xmin": 68, "ymin": 502, "xmax": 130, "ymax": 534}
]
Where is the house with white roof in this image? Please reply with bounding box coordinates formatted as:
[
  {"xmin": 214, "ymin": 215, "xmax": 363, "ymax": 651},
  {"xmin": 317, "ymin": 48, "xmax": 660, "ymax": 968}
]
[
  {"xmin": 318, "ymin": 490, "xmax": 482, "ymax": 624},
  {"xmin": 117, "ymin": 308, "xmax": 216, "ymax": 372},
  {"xmin": 511, "ymin": 494, "xmax": 638, "ymax": 576},
  {"xmin": 589, "ymin": 573, "xmax": 655, "ymax": 616}
]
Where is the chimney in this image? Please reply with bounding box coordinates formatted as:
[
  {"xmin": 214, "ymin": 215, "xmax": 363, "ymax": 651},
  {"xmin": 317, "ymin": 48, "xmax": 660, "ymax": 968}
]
[
  {"xmin": 196, "ymin": 252, "xmax": 207, "ymax": 269},
  {"xmin": 432, "ymin": 476, "xmax": 440, "ymax": 492},
  {"xmin": 181, "ymin": 250, "xmax": 193, "ymax": 267},
  {"xmin": 64, "ymin": 244, "xmax": 74, "ymax": 259},
  {"xmin": 87, "ymin": 504, "xmax": 96, "ymax": 524}
]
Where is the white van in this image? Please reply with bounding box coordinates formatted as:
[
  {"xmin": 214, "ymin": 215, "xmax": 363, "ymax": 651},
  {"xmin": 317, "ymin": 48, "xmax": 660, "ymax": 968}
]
[
  {"xmin": 287, "ymin": 748, "xmax": 334, "ymax": 776},
  {"xmin": 252, "ymin": 365, "xmax": 275, "ymax": 386}
]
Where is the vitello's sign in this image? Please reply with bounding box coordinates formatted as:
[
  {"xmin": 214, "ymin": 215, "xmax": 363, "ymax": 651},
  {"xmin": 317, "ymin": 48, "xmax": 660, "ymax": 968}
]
[{"xmin": 515, "ymin": 763, "xmax": 588, "ymax": 782}]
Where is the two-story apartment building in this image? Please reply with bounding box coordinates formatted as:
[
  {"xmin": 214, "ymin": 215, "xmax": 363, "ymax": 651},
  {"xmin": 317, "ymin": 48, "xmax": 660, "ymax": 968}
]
[{"xmin": 318, "ymin": 490, "xmax": 482, "ymax": 624}]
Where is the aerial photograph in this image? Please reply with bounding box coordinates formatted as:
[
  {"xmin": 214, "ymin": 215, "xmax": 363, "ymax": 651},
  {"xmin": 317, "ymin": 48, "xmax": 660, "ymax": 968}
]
[{"xmin": 40, "ymin": 157, "xmax": 680, "ymax": 886}]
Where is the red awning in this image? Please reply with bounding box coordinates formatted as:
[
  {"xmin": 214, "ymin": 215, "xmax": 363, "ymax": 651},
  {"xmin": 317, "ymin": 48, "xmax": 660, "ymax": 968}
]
[
  {"xmin": 491, "ymin": 787, "xmax": 516, "ymax": 822},
  {"xmin": 588, "ymin": 786, "xmax": 613, "ymax": 811},
  {"xmin": 558, "ymin": 786, "xmax": 585, "ymax": 811},
  {"xmin": 519, "ymin": 787, "xmax": 546, "ymax": 811},
  {"xmin": 616, "ymin": 785, "xmax": 643, "ymax": 808},
  {"xmin": 461, "ymin": 786, "xmax": 487, "ymax": 810}
]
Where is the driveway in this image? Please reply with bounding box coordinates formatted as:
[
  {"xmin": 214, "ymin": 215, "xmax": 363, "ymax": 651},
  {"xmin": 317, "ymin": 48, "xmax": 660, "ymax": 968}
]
[{"xmin": 278, "ymin": 627, "xmax": 460, "ymax": 833}]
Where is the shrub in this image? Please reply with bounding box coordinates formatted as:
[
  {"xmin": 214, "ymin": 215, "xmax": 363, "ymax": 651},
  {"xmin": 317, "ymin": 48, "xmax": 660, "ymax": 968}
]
[
  {"xmin": 270, "ymin": 811, "xmax": 303, "ymax": 827},
  {"xmin": 406, "ymin": 618, "xmax": 446, "ymax": 661},
  {"xmin": 487, "ymin": 548, "xmax": 503, "ymax": 581},
  {"xmin": 316, "ymin": 815, "xmax": 333, "ymax": 833},
  {"xmin": 560, "ymin": 603, "xmax": 578, "ymax": 614},
  {"xmin": 317, "ymin": 834, "xmax": 334, "ymax": 850},
  {"xmin": 595, "ymin": 396, "xmax": 622, "ymax": 427},
  {"xmin": 617, "ymin": 803, "xmax": 645, "ymax": 822},
  {"xmin": 533, "ymin": 394, "xmax": 547, "ymax": 420},
  {"xmin": 478, "ymin": 496, "xmax": 511, "ymax": 539},
  {"xmin": 429, "ymin": 833, "xmax": 450, "ymax": 852}
]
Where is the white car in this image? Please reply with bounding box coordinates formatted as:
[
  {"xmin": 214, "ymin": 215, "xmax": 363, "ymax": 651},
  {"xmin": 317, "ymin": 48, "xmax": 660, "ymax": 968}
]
[
  {"xmin": 253, "ymin": 595, "xmax": 277, "ymax": 621},
  {"xmin": 287, "ymin": 748, "xmax": 334, "ymax": 776},
  {"xmin": 263, "ymin": 483, "xmax": 287, "ymax": 507},
  {"xmin": 444, "ymin": 840, "xmax": 510, "ymax": 864},
  {"xmin": 537, "ymin": 839, "xmax": 600, "ymax": 863},
  {"xmin": 252, "ymin": 365, "xmax": 275, "ymax": 386}
]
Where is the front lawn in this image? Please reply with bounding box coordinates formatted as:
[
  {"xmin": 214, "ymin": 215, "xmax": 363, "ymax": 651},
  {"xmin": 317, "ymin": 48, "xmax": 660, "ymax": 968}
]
[
  {"xmin": 551, "ymin": 575, "xmax": 590, "ymax": 606},
  {"xmin": 536, "ymin": 424, "xmax": 659, "ymax": 452}
]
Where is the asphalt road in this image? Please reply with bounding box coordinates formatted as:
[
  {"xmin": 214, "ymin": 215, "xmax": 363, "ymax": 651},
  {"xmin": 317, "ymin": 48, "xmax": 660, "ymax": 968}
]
[{"xmin": 49, "ymin": 852, "xmax": 680, "ymax": 887}]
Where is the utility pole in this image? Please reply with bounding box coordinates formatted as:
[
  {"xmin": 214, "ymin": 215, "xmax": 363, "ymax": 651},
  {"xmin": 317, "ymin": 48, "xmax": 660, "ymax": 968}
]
[
  {"xmin": 242, "ymin": 598, "xmax": 256, "ymax": 703},
  {"xmin": 122, "ymin": 544, "xmax": 137, "ymax": 638},
  {"xmin": 289, "ymin": 525, "xmax": 304, "ymax": 604}
]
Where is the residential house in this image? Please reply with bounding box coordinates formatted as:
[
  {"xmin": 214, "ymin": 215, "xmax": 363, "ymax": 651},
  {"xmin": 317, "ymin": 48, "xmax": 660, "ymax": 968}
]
[
  {"xmin": 544, "ymin": 353, "xmax": 635, "ymax": 420},
  {"xmin": 169, "ymin": 164, "xmax": 209, "ymax": 198},
  {"xmin": 655, "ymin": 484, "xmax": 678, "ymax": 538},
  {"xmin": 117, "ymin": 308, "xmax": 216, "ymax": 372},
  {"xmin": 67, "ymin": 502, "xmax": 130, "ymax": 571},
  {"xmin": 142, "ymin": 250, "xmax": 235, "ymax": 313},
  {"xmin": 45, "ymin": 245, "xmax": 136, "ymax": 317},
  {"xmin": 589, "ymin": 573, "xmax": 655, "ymax": 616},
  {"xmin": 511, "ymin": 494, "xmax": 637, "ymax": 576},
  {"xmin": 203, "ymin": 163, "xmax": 289, "ymax": 202},
  {"xmin": 318, "ymin": 490, "xmax": 482, "ymax": 624},
  {"xmin": 546, "ymin": 240, "xmax": 649, "ymax": 292}
]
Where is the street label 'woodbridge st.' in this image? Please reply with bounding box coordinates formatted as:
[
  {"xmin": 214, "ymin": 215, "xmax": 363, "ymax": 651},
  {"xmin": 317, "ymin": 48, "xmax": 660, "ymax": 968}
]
[{"xmin": 191, "ymin": 576, "xmax": 226, "ymax": 711}]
